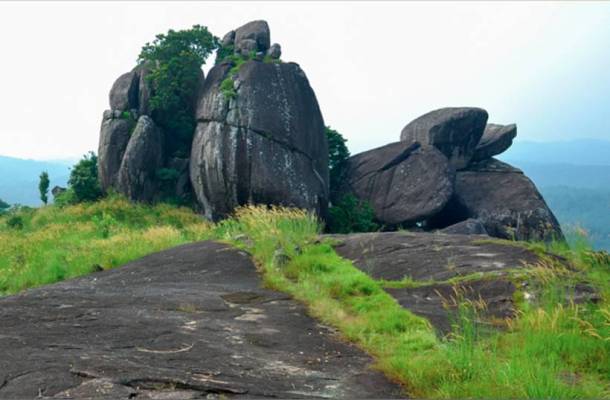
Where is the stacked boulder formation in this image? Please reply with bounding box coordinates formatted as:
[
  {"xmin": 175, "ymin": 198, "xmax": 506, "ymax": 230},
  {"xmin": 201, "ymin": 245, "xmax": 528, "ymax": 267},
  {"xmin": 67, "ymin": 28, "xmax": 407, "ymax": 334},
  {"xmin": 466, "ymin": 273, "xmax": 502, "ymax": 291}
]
[
  {"xmin": 343, "ymin": 107, "xmax": 563, "ymax": 242},
  {"xmin": 98, "ymin": 64, "xmax": 201, "ymax": 203},
  {"xmin": 97, "ymin": 20, "xmax": 562, "ymax": 242},
  {"xmin": 190, "ymin": 21, "xmax": 329, "ymax": 220},
  {"xmin": 98, "ymin": 20, "xmax": 328, "ymax": 219}
]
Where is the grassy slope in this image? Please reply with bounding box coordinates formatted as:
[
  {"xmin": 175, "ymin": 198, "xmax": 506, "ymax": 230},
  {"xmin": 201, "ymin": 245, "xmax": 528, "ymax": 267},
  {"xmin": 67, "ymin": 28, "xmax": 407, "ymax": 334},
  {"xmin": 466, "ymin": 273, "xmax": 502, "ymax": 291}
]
[{"xmin": 1, "ymin": 199, "xmax": 609, "ymax": 398}]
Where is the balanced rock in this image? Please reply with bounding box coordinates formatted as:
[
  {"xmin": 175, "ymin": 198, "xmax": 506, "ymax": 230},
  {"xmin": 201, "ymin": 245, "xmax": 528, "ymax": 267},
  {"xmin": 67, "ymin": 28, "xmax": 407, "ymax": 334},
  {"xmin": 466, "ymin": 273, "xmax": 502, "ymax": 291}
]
[
  {"xmin": 345, "ymin": 141, "xmax": 454, "ymax": 225},
  {"xmin": 400, "ymin": 107, "xmax": 488, "ymax": 169},
  {"xmin": 451, "ymin": 158, "xmax": 564, "ymax": 242},
  {"xmin": 472, "ymin": 123, "xmax": 517, "ymax": 162},
  {"xmin": 116, "ymin": 116, "xmax": 165, "ymax": 203},
  {"xmin": 191, "ymin": 57, "xmax": 328, "ymax": 219},
  {"xmin": 108, "ymin": 70, "xmax": 139, "ymax": 111},
  {"xmin": 234, "ymin": 20, "xmax": 271, "ymax": 55}
]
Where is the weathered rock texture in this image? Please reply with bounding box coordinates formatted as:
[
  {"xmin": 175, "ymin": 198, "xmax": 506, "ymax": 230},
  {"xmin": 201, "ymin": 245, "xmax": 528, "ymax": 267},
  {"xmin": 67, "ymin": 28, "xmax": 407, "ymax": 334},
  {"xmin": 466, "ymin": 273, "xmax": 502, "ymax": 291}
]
[
  {"xmin": 0, "ymin": 242, "xmax": 402, "ymax": 399},
  {"xmin": 450, "ymin": 158, "xmax": 564, "ymax": 242},
  {"xmin": 116, "ymin": 116, "xmax": 165, "ymax": 202},
  {"xmin": 330, "ymin": 232, "xmax": 556, "ymax": 333},
  {"xmin": 191, "ymin": 56, "xmax": 328, "ymax": 219},
  {"xmin": 344, "ymin": 141, "xmax": 454, "ymax": 225},
  {"xmin": 400, "ymin": 107, "xmax": 488, "ymax": 170},
  {"xmin": 342, "ymin": 106, "xmax": 562, "ymax": 241}
]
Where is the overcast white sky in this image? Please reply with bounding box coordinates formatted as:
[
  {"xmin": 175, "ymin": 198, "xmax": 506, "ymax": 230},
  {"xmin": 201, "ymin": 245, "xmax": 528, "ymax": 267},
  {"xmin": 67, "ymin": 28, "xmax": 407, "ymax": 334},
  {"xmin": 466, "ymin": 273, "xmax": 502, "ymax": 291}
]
[{"xmin": 1, "ymin": 1, "xmax": 610, "ymax": 160}]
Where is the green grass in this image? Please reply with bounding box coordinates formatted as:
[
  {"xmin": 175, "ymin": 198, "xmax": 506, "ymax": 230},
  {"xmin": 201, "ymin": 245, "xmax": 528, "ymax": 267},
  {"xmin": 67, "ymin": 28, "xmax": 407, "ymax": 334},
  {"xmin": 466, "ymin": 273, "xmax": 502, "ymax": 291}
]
[
  {"xmin": 0, "ymin": 195, "xmax": 211, "ymax": 295},
  {"xmin": 1, "ymin": 201, "xmax": 608, "ymax": 398}
]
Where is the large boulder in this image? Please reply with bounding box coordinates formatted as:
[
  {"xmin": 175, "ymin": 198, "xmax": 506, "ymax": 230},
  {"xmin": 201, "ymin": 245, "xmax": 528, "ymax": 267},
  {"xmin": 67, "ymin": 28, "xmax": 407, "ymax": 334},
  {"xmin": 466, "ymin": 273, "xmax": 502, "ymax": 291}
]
[
  {"xmin": 191, "ymin": 59, "xmax": 328, "ymax": 220},
  {"xmin": 445, "ymin": 158, "xmax": 564, "ymax": 242},
  {"xmin": 440, "ymin": 218, "xmax": 488, "ymax": 235},
  {"xmin": 472, "ymin": 123, "xmax": 517, "ymax": 162},
  {"xmin": 117, "ymin": 116, "xmax": 165, "ymax": 202},
  {"xmin": 108, "ymin": 71, "xmax": 139, "ymax": 111},
  {"xmin": 98, "ymin": 110, "xmax": 136, "ymax": 190},
  {"xmin": 234, "ymin": 20, "xmax": 271, "ymax": 54},
  {"xmin": 400, "ymin": 107, "xmax": 488, "ymax": 169},
  {"xmin": 345, "ymin": 141, "xmax": 454, "ymax": 225}
]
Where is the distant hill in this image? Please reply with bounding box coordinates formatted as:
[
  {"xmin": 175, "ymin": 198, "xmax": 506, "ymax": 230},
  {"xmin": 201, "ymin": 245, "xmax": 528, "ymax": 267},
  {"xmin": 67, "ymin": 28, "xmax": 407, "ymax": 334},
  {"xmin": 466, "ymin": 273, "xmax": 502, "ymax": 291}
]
[
  {"xmin": 501, "ymin": 138, "xmax": 610, "ymax": 166},
  {"xmin": 0, "ymin": 155, "xmax": 70, "ymax": 206}
]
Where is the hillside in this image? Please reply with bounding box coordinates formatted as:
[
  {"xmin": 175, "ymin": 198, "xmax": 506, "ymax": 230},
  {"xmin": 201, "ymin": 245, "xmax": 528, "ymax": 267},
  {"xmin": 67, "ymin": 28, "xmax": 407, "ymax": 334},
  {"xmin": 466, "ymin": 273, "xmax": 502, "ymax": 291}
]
[
  {"xmin": 0, "ymin": 199, "xmax": 608, "ymax": 398},
  {"xmin": 0, "ymin": 155, "xmax": 70, "ymax": 206}
]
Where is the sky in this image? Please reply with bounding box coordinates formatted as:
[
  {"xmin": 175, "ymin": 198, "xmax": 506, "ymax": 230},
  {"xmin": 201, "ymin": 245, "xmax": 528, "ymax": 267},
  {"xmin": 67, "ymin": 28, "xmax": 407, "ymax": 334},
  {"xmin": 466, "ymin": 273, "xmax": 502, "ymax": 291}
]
[{"xmin": 1, "ymin": 1, "xmax": 610, "ymax": 160}]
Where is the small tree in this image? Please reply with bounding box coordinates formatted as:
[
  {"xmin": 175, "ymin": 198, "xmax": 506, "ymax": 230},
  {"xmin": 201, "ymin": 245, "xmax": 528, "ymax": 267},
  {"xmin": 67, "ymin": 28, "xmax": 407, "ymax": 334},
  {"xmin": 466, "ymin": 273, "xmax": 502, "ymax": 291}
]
[
  {"xmin": 38, "ymin": 171, "xmax": 50, "ymax": 205},
  {"xmin": 0, "ymin": 198, "xmax": 9, "ymax": 214},
  {"xmin": 326, "ymin": 126, "xmax": 350, "ymax": 204},
  {"xmin": 69, "ymin": 152, "xmax": 102, "ymax": 203}
]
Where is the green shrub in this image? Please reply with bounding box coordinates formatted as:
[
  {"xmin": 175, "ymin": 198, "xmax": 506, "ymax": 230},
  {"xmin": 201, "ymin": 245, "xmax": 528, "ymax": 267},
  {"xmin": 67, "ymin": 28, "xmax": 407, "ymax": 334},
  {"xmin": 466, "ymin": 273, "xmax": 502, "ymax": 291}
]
[
  {"xmin": 6, "ymin": 215, "xmax": 23, "ymax": 230},
  {"xmin": 326, "ymin": 126, "xmax": 350, "ymax": 204},
  {"xmin": 138, "ymin": 25, "xmax": 218, "ymax": 156},
  {"xmin": 327, "ymin": 194, "xmax": 378, "ymax": 233},
  {"xmin": 0, "ymin": 199, "xmax": 9, "ymax": 214},
  {"xmin": 68, "ymin": 152, "xmax": 102, "ymax": 203}
]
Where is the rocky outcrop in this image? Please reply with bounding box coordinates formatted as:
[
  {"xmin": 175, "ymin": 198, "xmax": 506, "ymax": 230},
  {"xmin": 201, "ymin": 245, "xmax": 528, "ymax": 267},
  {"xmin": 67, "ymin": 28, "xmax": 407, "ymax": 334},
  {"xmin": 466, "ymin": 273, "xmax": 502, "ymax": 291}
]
[
  {"xmin": 472, "ymin": 123, "xmax": 517, "ymax": 162},
  {"xmin": 400, "ymin": 107, "xmax": 488, "ymax": 170},
  {"xmin": 116, "ymin": 116, "xmax": 165, "ymax": 202},
  {"xmin": 451, "ymin": 158, "xmax": 564, "ymax": 242},
  {"xmin": 0, "ymin": 241, "xmax": 402, "ymax": 399},
  {"xmin": 98, "ymin": 62, "xmax": 201, "ymax": 203},
  {"xmin": 190, "ymin": 24, "xmax": 328, "ymax": 220},
  {"xmin": 342, "ymin": 106, "xmax": 562, "ymax": 241},
  {"xmin": 344, "ymin": 141, "xmax": 454, "ymax": 225}
]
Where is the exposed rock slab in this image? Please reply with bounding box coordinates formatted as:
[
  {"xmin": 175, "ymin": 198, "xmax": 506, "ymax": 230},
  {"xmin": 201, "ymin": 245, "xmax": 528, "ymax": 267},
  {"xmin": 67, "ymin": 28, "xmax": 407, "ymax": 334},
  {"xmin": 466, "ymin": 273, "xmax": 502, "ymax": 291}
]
[
  {"xmin": 0, "ymin": 242, "xmax": 402, "ymax": 399},
  {"xmin": 400, "ymin": 107, "xmax": 488, "ymax": 169},
  {"xmin": 191, "ymin": 60, "xmax": 328, "ymax": 220},
  {"xmin": 331, "ymin": 232, "xmax": 540, "ymax": 282},
  {"xmin": 452, "ymin": 158, "xmax": 564, "ymax": 242},
  {"xmin": 472, "ymin": 123, "xmax": 517, "ymax": 162},
  {"xmin": 346, "ymin": 142, "xmax": 454, "ymax": 225},
  {"xmin": 329, "ymin": 232, "xmax": 543, "ymax": 334},
  {"xmin": 387, "ymin": 279, "xmax": 516, "ymax": 334}
]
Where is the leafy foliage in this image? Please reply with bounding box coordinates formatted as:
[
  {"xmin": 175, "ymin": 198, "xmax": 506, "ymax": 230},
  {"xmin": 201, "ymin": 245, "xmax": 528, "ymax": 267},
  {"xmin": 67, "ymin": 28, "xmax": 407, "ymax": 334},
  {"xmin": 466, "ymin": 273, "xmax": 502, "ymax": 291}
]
[
  {"xmin": 326, "ymin": 126, "xmax": 350, "ymax": 204},
  {"xmin": 327, "ymin": 194, "xmax": 378, "ymax": 233},
  {"xmin": 5, "ymin": 215, "xmax": 23, "ymax": 230},
  {"xmin": 38, "ymin": 171, "xmax": 49, "ymax": 205},
  {"xmin": 0, "ymin": 199, "xmax": 9, "ymax": 214},
  {"xmin": 68, "ymin": 152, "xmax": 102, "ymax": 203},
  {"xmin": 138, "ymin": 25, "xmax": 218, "ymax": 156}
]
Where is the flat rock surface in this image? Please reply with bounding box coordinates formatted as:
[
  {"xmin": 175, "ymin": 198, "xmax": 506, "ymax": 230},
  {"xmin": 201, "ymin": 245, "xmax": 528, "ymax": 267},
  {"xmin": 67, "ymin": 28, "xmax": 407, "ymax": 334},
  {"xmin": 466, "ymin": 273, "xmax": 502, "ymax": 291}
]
[
  {"xmin": 330, "ymin": 232, "xmax": 540, "ymax": 281},
  {"xmin": 0, "ymin": 241, "xmax": 402, "ymax": 399},
  {"xmin": 387, "ymin": 279, "xmax": 516, "ymax": 334},
  {"xmin": 329, "ymin": 232, "xmax": 542, "ymax": 334}
]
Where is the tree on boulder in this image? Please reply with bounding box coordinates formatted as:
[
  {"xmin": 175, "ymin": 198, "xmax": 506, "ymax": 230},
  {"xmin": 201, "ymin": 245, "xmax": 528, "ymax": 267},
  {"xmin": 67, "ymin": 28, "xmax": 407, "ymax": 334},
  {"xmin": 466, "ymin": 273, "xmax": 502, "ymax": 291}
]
[{"xmin": 138, "ymin": 25, "xmax": 218, "ymax": 156}]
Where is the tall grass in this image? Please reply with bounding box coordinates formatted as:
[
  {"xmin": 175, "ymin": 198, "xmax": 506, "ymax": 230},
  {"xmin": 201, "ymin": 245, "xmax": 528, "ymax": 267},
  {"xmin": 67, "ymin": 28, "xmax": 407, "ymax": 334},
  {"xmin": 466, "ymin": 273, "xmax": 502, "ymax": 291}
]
[{"xmin": 0, "ymin": 195, "xmax": 211, "ymax": 294}]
